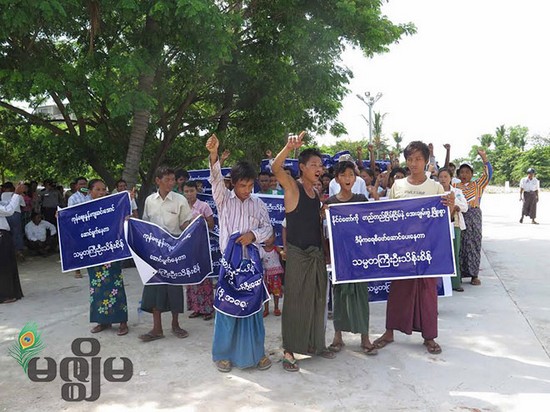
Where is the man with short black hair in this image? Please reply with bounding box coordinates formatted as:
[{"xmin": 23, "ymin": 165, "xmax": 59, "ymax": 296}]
[
  {"xmin": 139, "ymin": 166, "xmax": 192, "ymax": 342},
  {"xmin": 520, "ymin": 168, "xmax": 540, "ymax": 224}
]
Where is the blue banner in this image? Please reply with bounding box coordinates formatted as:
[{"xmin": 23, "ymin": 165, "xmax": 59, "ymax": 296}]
[
  {"xmin": 260, "ymin": 158, "xmax": 299, "ymax": 177},
  {"xmin": 57, "ymin": 192, "xmax": 132, "ymax": 272},
  {"xmin": 125, "ymin": 216, "xmax": 213, "ymax": 285},
  {"xmin": 256, "ymin": 194, "xmax": 285, "ymax": 247},
  {"xmin": 326, "ymin": 195, "xmax": 455, "ymax": 284},
  {"xmin": 188, "ymin": 168, "xmax": 231, "ymax": 195},
  {"xmin": 214, "ymin": 233, "xmax": 270, "ymax": 318},
  {"xmin": 197, "ymin": 193, "xmax": 285, "ymax": 279}
]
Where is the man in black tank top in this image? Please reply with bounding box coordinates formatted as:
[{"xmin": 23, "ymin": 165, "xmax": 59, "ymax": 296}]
[{"xmin": 272, "ymin": 132, "xmax": 335, "ymax": 372}]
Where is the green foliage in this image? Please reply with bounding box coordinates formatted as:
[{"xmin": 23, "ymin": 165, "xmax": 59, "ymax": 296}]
[
  {"xmin": 467, "ymin": 124, "xmax": 550, "ymax": 187},
  {"xmin": 0, "ymin": 0, "xmax": 415, "ymax": 187}
]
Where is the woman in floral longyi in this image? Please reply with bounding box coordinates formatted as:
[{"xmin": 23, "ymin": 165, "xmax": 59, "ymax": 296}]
[{"xmin": 86, "ymin": 179, "xmax": 129, "ymax": 336}]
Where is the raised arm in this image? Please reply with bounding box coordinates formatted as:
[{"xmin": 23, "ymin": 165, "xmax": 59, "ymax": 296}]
[
  {"xmin": 443, "ymin": 144, "xmax": 451, "ymax": 168},
  {"xmin": 368, "ymin": 144, "xmax": 376, "ymax": 172},
  {"xmin": 206, "ymin": 134, "xmax": 229, "ymax": 207},
  {"xmin": 356, "ymin": 146, "xmax": 364, "ymax": 168}
]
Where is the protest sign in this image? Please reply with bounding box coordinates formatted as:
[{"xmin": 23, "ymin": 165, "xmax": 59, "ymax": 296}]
[
  {"xmin": 125, "ymin": 216, "xmax": 213, "ymax": 285},
  {"xmin": 214, "ymin": 233, "xmax": 270, "ymax": 318},
  {"xmin": 57, "ymin": 192, "xmax": 131, "ymax": 272},
  {"xmin": 188, "ymin": 168, "xmax": 231, "ymax": 194},
  {"xmin": 326, "ymin": 195, "xmax": 455, "ymax": 284}
]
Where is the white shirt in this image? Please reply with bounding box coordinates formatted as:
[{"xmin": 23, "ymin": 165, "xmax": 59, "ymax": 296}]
[
  {"xmin": 0, "ymin": 194, "xmax": 21, "ymax": 231},
  {"xmin": 1, "ymin": 192, "xmax": 25, "ymax": 213},
  {"xmin": 68, "ymin": 191, "xmax": 91, "ymax": 207},
  {"xmin": 328, "ymin": 177, "xmax": 368, "ymax": 197},
  {"xmin": 142, "ymin": 191, "xmax": 192, "ymax": 236},
  {"xmin": 25, "ymin": 219, "xmax": 57, "ymax": 242},
  {"xmin": 520, "ymin": 176, "xmax": 540, "ymax": 192}
]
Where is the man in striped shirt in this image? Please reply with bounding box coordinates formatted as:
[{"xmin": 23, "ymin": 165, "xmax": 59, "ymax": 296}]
[{"xmin": 206, "ymin": 134, "xmax": 273, "ymax": 373}]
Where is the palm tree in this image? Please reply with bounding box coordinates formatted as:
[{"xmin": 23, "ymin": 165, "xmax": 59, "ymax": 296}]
[{"xmin": 391, "ymin": 131, "xmax": 403, "ymax": 155}]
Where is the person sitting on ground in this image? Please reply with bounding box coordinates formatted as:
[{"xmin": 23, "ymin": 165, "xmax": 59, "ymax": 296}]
[
  {"xmin": 325, "ymin": 160, "xmax": 378, "ymax": 356},
  {"xmin": 374, "ymin": 141, "xmax": 455, "ymax": 355},
  {"xmin": 24, "ymin": 212, "xmax": 57, "ymax": 256}
]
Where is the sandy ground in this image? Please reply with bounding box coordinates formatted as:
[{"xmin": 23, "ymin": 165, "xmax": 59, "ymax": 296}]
[{"xmin": 1, "ymin": 190, "xmax": 549, "ymax": 412}]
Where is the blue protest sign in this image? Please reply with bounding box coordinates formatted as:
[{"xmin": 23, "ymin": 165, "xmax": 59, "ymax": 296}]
[
  {"xmin": 255, "ymin": 194, "xmax": 284, "ymax": 247},
  {"xmin": 326, "ymin": 195, "xmax": 455, "ymax": 284},
  {"xmin": 260, "ymin": 158, "xmax": 299, "ymax": 177},
  {"xmin": 57, "ymin": 192, "xmax": 132, "ymax": 272},
  {"xmin": 188, "ymin": 168, "xmax": 231, "ymax": 195},
  {"xmin": 125, "ymin": 216, "xmax": 213, "ymax": 285},
  {"xmin": 214, "ymin": 233, "xmax": 270, "ymax": 318}
]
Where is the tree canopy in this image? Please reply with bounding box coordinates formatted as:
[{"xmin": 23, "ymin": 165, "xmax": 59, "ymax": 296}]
[{"xmin": 0, "ymin": 0, "xmax": 414, "ymax": 198}]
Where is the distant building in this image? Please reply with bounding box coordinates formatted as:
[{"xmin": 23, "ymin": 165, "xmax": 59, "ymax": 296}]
[{"xmin": 33, "ymin": 104, "xmax": 66, "ymax": 120}]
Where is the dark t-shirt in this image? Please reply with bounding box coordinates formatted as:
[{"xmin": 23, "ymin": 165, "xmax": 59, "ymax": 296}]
[{"xmin": 325, "ymin": 193, "xmax": 368, "ymax": 206}]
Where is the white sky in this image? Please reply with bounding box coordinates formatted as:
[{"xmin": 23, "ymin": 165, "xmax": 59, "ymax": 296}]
[{"xmin": 316, "ymin": 0, "xmax": 550, "ymax": 160}]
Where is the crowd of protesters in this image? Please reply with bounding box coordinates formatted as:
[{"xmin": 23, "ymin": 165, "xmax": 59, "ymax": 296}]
[{"xmin": 1, "ymin": 136, "xmax": 542, "ymax": 375}]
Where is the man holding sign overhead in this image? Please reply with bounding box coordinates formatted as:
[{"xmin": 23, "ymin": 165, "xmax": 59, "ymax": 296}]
[{"xmin": 373, "ymin": 141, "xmax": 454, "ymax": 355}]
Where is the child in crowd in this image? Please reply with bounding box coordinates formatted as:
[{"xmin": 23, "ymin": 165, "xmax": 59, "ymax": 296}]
[
  {"xmin": 260, "ymin": 235, "xmax": 284, "ymax": 317},
  {"xmin": 325, "ymin": 161, "xmax": 377, "ymax": 355}
]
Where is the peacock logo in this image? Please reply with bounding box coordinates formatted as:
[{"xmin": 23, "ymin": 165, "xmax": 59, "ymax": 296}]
[{"xmin": 8, "ymin": 322, "xmax": 46, "ymax": 374}]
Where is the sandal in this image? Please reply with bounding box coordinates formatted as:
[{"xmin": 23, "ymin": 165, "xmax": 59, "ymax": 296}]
[
  {"xmin": 216, "ymin": 360, "xmax": 232, "ymax": 373},
  {"xmin": 188, "ymin": 312, "xmax": 201, "ymax": 318},
  {"xmin": 471, "ymin": 278, "xmax": 481, "ymax": 286},
  {"xmin": 318, "ymin": 349, "xmax": 336, "ymax": 359},
  {"xmin": 172, "ymin": 327, "xmax": 189, "ymax": 339},
  {"xmin": 91, "ymin": 324, "xmax": 111, "ymax": 333},
  {"xmin": 263, "ymin": 309, "xmax": 269, "ymax": 318},
  {"xmin": 257, "ymin": 356, "xmax": 272, "ymax": 371},
  {"xmin": 203, "ymin": 314, "xmax": 214, "ymax": 321},
  {"xmin": 0, "ymin": 298, "xmax": 17, "ymax": 304},
  {"xmin": 373, "ymin": 337, "xmax": 394, "ymax": 349},
  {"xmin": 117, "ymin": 325, "xmax": 129, "ymax": 336},
  {"xmin": 328, "ymin": 342, "xmax": 345, "ymax": 353},
  {"xmin": 282, "ymin": 356, "xmax": 299, "ymax": 372},
  {"xmin": 453, "ymin": 287, "xmax": 464, "ymax": 292},
  {"xmin": 138, "ymin": 332, "xmax": 165, "ymax": 342},
  {"xmin": 274, "ymin": 309, "xmax": 281, "ymax": 316},
  {"xmin": 362, "ymin": 345, "xmax": 378, "ymax": 356},
  {"xmin": 424, "ymin": 341, "xmax": 442, "ymax": 354}
]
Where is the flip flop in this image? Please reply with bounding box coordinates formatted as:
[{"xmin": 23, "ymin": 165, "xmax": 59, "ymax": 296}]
[
  {"xmin": 373, "ymin": 337, "xmax": 394, "ymax": 349},
  {"xmin": 91, "ymin": 324, "xmax": 111, "ymax": 333},
  {"xmin": 282, "ymin": 357, "xmax": 299, "ymax": 372},
  {"xmin": 263, "ymin": 310, "xmax": 269, "ymax": 318},
  {"xmin": 274, "ymin": 309, "xmax": 281, "ymax": 316},
  {"xmin": 471, "ymin": 278, "xmax": 481, "ymax": 286},
  {"xmin": 328, "ymin": 342, "xmax": 345, "ymax": 353},
  {"xmin": 257, "ymin": 356, "xmax": 272, "ymax": 371},
  {"xmin": 216, "ymin": 360, "xmax": 232, "ymax": 373},
  {"xmin": 362, "ymin": 345, "xmax": 378, "ymax": 356},
  {"xmin": 188, "ymin": 312, "xmax": 201, "ymax": 318},
  {"xmin": 139, "ymin": 332, "xmax": 165, "ymax": 342},
  {"xmin": 318, "ymin": 349, "xmax": 336, "ymax": 359},
  {"xmin": 117, "ymin": 325, "xmax": 129, "ymax": 336},
  {"xmin": 203, "ymin": 314, "xmax": 214, "ymax": 321},
  {"xmin": 424, "ymin": 341, "xmax": 442, "ymax": 354},
  {"xmin": 0, "ymin": 298, "xmax": 17, "ymax": 304},
  {"xmin": 172, "ymin": 328, "xmax": 189, "ymax": 339}
]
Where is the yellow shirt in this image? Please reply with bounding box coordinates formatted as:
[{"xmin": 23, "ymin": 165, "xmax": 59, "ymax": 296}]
[{"xmin": 142, "ymin": 191, "xmax": 192, "ymax": 236}]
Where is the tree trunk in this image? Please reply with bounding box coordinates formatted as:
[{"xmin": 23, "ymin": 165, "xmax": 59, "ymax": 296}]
[{"xmin": 122, "ymin": 15, "xmax": 161, "ymax": 189}]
